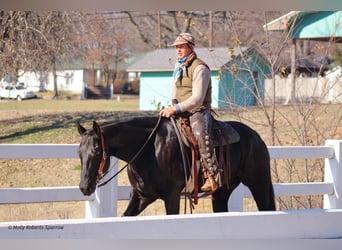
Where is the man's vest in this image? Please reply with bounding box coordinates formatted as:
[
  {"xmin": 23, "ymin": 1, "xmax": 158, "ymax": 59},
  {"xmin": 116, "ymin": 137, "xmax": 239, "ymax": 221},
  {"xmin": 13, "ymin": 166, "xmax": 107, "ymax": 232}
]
[{"xmin": 175, "ymin": 57, "xmax": 212, "ymax": 111}]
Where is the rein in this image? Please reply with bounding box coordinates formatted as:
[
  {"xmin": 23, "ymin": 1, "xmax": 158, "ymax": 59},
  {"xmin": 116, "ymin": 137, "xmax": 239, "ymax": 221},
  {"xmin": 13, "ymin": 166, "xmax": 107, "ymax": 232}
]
[
  {"xmin": 97, "ymin": 115, "xmax": 162, "ymax": 188},
  {"xmin": 170, "ymin": 116, "xmax": 199, "ymax": 214}
]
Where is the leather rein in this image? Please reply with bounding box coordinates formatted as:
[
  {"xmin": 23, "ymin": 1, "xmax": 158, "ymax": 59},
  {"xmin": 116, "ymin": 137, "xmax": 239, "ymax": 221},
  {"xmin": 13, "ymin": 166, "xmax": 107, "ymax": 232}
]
[
  {"xmin": 170, "ymin": 116, "xmax": 199, "ymax": 210},
  {"xmin": 96, "ymin": 116, "xmax": 162, "ymax": 188}
]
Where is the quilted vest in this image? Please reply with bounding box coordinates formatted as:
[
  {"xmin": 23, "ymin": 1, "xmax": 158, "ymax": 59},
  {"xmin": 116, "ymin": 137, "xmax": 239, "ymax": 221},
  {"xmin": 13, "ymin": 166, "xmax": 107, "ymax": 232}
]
[{"xmin": 175, "ymin": 57, "xmax": 212, "ymax": 111}]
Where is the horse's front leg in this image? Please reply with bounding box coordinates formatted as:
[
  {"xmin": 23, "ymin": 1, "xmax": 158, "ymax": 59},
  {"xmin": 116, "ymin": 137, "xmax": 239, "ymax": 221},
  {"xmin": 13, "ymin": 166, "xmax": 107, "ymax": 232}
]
[{"xmin": 122, "ymin": 189, "xmax": 156, "ymax": 216}]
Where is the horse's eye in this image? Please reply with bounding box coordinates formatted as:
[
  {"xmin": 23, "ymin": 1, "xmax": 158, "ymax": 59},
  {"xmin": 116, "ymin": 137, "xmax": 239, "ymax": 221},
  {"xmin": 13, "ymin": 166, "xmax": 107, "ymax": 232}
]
[{"xmin": 93, "ymin": 145, "xmax": 101, "ymax": 155}]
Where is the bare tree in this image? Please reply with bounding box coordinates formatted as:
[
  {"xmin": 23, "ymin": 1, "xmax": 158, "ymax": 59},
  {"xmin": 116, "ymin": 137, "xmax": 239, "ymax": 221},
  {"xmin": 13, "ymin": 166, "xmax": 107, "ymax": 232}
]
[{"xmin": 0, "ymin": 11, "xmax": 76, "ymax": 98}]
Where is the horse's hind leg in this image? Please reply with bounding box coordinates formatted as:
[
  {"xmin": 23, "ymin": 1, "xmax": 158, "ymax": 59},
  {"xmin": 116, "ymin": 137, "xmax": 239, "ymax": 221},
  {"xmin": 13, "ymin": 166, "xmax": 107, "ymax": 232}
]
[
  {"xmin": 211, "ymin": 179, "xmax": 241, "ymax": 212},
  {"xmin": 243, "ymin": 147, "xmax": 276, "ymax": 210},
  {"xmin": 211, "ymin": 185, "xmax": 232, "ymax": 212},
  {"xmin": 248, "ymin": 181, "xmax": 276, "ymax": 211}
]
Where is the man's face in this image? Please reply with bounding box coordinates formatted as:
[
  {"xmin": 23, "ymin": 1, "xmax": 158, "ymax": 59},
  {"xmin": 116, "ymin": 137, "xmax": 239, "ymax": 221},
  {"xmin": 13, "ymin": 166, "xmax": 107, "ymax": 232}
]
[{"xmin": 175, "ymin": 44, "xmax": 192, "ymax": 59}]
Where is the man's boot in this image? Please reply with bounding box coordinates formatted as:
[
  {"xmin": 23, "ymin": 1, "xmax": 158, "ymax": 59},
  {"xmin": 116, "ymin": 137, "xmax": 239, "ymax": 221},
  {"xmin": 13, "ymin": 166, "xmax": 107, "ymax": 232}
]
[
  {"xmin": 200, "ymin": 171, "xmax": 218, "ymax": 193},
  {"xmin": 200, "ymin": 151, "xmax": 221, "ymax": 193}
]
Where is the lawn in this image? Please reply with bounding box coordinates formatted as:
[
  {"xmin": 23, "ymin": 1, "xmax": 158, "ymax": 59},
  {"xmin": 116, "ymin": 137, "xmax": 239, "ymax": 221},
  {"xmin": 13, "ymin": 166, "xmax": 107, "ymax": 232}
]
[{"xmin": 0, "ymin": 96, "xmax": 341, "ymax": 221}]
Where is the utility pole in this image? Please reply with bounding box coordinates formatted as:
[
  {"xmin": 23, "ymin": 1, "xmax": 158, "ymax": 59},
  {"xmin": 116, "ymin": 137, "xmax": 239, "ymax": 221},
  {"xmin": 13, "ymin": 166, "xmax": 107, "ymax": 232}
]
[
  {"xmin": 208, "ymin": 11, "xmax": 213, "ymax": 47},
  {"xmin": 157, "ymin": 11, "xmax": 161, "ymax": 48},
  {"xmin": 287, "ymin": 38, "xmax": 297, "ymax": 104}
]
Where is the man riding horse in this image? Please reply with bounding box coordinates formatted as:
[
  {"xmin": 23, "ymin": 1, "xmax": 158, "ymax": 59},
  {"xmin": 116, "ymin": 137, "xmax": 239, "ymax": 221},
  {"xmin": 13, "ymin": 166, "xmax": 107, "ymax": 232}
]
[{"xmin": 159, "ymin": 33, "xmax": 221, "ymax": 194}]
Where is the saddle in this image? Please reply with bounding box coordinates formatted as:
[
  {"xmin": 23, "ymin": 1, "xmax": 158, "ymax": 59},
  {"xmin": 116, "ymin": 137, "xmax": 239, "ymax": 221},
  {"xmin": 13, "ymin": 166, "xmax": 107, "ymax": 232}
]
[
  {"xmin": 172, "ymin": 114, "xmax": 240, "ymax": 205},
  {"xmin": 175, "ymin": 114, "xmax": 240, "ymax": 149}
]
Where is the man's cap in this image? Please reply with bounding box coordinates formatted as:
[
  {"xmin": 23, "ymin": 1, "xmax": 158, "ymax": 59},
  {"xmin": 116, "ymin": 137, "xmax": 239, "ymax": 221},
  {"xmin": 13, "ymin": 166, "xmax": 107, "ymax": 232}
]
[{"xmin": 171, "ymin": 33, "xmax": 195, "ymax": 47}]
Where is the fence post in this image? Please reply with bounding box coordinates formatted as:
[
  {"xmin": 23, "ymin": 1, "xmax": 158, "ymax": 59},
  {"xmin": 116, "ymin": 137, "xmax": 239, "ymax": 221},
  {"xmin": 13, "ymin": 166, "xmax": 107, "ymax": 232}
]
[
  {"xmin": 85, "ymin": 157, "xmax": 118, "ymax": 218},
  {"xmin": 81, "ymin": 82, "xmax": 87, "ymax": 100},
  {"xmin": 110, "ymin": 83, "xmax": 113, "ymax": 100},
  {"xmin": 324, "ymin": 140, "xmax": 342, "ymax": 209}
]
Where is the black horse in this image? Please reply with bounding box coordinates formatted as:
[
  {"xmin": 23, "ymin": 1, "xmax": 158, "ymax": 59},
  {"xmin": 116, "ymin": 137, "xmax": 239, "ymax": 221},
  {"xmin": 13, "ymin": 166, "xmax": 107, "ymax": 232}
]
[{"xmin": 77, "ymin": 115, "xmax": 275, "ymax": 216}]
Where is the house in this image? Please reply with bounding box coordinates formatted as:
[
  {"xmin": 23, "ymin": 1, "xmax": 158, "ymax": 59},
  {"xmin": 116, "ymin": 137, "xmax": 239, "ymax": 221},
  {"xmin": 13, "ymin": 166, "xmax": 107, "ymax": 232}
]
[
  {"xmin": 15, "ymin": 54, "xmax": 141, "ymax": 98},
  {"xmin": 126, "ymin": 47, "xmax": 270, "ymax": 110},
  {"xmin": 264, "ymin": 11, "xmax": 342, "ymax": 76},
  {"xmin": 263, "ymin": 11, "xmax": 342, "ymax": 104}
]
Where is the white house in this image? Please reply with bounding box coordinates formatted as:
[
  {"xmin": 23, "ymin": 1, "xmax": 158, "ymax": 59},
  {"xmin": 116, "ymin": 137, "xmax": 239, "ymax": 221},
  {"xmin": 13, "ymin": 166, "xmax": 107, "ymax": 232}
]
[{"xmin": 18, "ymin": 69, "xmax": 84, "ymax": 93}]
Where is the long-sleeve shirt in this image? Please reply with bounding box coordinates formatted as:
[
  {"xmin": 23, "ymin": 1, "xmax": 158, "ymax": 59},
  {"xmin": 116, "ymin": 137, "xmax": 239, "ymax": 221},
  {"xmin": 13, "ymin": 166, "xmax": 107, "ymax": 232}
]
[{"xmin": 172, "ymin": 64, "xmax": 211, "ymax": 113}]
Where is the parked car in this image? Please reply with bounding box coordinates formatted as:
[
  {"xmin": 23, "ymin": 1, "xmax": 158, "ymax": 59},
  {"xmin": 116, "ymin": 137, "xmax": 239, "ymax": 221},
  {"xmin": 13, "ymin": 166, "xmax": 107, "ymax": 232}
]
[{"xmin": 0, "ymin": 85, "xmax": 36, "ymax": 101}]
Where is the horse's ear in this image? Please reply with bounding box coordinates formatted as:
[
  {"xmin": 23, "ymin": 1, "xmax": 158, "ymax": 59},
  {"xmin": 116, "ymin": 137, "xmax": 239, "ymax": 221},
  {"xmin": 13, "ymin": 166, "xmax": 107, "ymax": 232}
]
[
  {"xmin": 77, "ymin": 121, "xmax": 86, "ymax": 135},
  {"xmin": 92, "ymin": 121, "xmax": 101, "ymax": 136}
]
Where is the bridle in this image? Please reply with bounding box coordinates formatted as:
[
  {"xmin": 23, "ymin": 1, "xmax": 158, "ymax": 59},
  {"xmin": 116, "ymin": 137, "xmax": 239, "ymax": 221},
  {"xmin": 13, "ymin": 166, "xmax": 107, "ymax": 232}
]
[
  {"xmin": 96, "ymin": 116, "xmax": 162, "ymax": 188},
  {"xmin": 97, "ymin": 132, "xmax": 107, "ymax": 180}
]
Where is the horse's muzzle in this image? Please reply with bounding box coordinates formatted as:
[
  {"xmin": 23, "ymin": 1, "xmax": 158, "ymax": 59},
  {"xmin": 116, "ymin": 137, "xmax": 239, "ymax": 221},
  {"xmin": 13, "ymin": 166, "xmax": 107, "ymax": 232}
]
[{"xmin": 79, "ymin": 183, "xmax": 95, "ymax": 196}]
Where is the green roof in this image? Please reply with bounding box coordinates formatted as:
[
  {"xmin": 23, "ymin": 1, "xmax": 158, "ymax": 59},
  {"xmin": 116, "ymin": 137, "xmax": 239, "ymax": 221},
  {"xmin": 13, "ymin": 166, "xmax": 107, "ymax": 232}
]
[{"xmin": 264, "ymin": 11, "xmax": 342, "ymax": 42}]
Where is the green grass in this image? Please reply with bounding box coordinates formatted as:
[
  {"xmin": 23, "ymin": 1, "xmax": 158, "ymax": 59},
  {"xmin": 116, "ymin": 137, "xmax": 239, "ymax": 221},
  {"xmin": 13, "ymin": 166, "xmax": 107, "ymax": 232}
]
[
  {"xmin": 0, "ymin": 95, "xmax": 140, "ymax": 111},
  {"xmin": 0, "ymin": 96, "xmax": 143, "ymax": 144}
]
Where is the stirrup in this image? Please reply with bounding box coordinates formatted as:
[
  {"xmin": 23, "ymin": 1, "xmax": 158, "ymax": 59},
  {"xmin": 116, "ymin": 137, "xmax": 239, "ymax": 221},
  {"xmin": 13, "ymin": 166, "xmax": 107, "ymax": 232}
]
[{"xmin": 200, "ymin": 175, "xmax": 217, "ymax": 193}]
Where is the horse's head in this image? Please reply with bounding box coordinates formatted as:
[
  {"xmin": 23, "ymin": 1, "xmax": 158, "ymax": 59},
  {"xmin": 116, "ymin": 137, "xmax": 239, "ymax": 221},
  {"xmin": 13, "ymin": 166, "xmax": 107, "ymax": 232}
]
[{"xmin": 77, "ymin": 121, "xmax": 110, "ymax": 196}]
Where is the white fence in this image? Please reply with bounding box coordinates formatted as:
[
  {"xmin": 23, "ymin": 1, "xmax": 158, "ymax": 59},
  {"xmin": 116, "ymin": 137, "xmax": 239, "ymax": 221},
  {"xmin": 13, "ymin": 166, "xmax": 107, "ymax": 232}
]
[
  {"xmin": 0, "ymin": 140, "xmax": 341, "ymax": 240},
  {"xmin": 264, "ymin": 77, "xmax": 342, "ymax": 104},
  {"xmin": 0, "ymin": 140, "xmax": 341, "ymax": 217}
]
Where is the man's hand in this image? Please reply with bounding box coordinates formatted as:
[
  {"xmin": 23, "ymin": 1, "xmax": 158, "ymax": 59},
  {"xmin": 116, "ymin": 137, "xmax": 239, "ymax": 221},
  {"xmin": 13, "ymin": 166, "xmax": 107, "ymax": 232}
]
[{"xmin": 159, "ymin": 106, "xmax": 176, "ymax": 118}]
